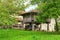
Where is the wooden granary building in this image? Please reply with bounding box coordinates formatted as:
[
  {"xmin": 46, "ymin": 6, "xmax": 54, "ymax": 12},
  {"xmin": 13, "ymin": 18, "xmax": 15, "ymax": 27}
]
[{"xmin": 19, "ymin": 10, "xmax": 38, "ymax": 30}]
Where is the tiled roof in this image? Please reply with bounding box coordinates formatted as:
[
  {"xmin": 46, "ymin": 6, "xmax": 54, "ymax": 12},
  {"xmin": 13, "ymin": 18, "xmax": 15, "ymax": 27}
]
[{"xmin": 18, "ymin": 10, "xmax": 38, "ymax": 15}]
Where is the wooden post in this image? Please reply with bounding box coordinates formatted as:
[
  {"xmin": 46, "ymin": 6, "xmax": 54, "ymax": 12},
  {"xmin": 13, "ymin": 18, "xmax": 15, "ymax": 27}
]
[{"xmin": 23, "ymin": 24, "xmax": 25, "ymax": 30}]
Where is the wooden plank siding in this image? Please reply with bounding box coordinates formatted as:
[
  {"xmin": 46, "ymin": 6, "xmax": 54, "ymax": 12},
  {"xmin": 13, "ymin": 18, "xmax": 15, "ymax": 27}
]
[{"xmin": 22, "ymin": 12, "xmax": 37, "ymax": 23}]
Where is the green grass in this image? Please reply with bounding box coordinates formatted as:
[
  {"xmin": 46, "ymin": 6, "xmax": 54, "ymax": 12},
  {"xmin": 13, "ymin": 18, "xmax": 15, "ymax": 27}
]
[{"xmin": 0, "ymin": 29, "xmax": 60, "ymax": 40}]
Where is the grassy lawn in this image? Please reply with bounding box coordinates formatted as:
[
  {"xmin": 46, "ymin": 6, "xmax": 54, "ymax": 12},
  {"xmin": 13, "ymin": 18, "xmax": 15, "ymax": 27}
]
[{"xmin": 0, "ymin": 29, "xmax": 60, "ymax": 40}]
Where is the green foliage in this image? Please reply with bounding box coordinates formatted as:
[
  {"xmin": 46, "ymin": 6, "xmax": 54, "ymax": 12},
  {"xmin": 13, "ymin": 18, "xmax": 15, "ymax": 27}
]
[
  {"xmin": 0, "ymin": 0, "xmax": 26, "ymax": 14},
  {"xmin": 31, "ymin": 0, "xmax": 41, "ymax": 4},
  {"xmin": 0, "ymin": 11, "xmax": 17, "ymax": 26},
  {"xmin": 36, "ymin": 12, "xmax": 47, "ymax": 23},
  {"xmin": 31, "ymin": 0, "xmax": 60, "ymax": 23},
  {"xmin": 0, "ymin": 0, "xmax": 27, "ymax": 26}
]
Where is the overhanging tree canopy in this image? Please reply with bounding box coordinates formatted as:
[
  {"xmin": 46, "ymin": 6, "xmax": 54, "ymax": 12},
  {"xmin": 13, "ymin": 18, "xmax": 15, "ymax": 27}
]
[
  {"xmin": 31, "ymin": 0, "xmax": 60, "ymax": 31},
  {"xmin": 0, "ymin": 0, "xmax": 27, "ymax": 26}
]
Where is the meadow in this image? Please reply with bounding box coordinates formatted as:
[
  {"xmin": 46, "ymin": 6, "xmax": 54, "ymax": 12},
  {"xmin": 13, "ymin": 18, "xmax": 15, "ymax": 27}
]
[{"xmin": 0, "ymin": 29, "xmax": 60, "ymax": 40}]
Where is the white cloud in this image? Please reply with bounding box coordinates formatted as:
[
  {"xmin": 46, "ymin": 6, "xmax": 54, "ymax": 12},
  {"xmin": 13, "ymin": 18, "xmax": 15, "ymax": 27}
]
[{"xmin": 25, "ymin": 4, "xmax": 38, "ymax": 12}]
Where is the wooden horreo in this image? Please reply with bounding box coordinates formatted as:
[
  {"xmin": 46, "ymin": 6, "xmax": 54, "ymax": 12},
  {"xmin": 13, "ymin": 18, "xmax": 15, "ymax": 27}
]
[{"xmin": 19, "ymin": 10, "xmax": 38, "ymax": 30}]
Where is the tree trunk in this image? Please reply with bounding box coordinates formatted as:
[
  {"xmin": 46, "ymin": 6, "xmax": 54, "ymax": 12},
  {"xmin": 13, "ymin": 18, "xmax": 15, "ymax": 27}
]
[
  {"xmin": 55, "ymin": 19, "xmax": 59, "ymax": 32},
  {"xmin": 39, "ymin": 24, "xmax": 41, "ymax": 30},
  {"xmin": 47, "ymin": 23, "xmax": 49, "ymax": 31}
]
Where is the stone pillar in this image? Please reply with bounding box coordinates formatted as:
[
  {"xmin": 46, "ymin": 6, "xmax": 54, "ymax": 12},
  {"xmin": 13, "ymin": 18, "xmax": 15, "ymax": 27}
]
[
  {"xmin": 32, "ymin": 24, "xmax": 35, "ymax": 31},
  {"xmin": 39, "ymin": 24, "xmax": 41, "ymax": 31},
  {"xmin": 41, "ymin": 23, "xmax": 47, "ymax": 31},
  {"xmin": 49, "ymin": 18, "xmax": 55, "ymax": 32},
  {"xmin": 23, "ymin": 24, "xmax": 26, "ymax": 30},
  {"xmin": 32, "ymin": 20, "xmax": 35, "ymax": 31}
]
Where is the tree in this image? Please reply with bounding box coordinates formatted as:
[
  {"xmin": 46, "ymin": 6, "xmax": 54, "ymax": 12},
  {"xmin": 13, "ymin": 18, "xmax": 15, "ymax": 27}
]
[
  {"xmin": 31, "ymin": 0, "xmax": 60, "ymax": 31},
  {"xmin": 0, "ymin": 0, "xmax": 27, "ymax": 28}
]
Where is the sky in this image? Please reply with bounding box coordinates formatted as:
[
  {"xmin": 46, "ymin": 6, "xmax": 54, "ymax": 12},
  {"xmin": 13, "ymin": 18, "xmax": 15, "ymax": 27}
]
[
  {"xmin": 25, "ymin": 4, "xmax": 38, "ymax": 12},
  {"xmin": 24, "ymin": 0, "xmax": 38, "ymax": 12}
]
